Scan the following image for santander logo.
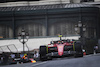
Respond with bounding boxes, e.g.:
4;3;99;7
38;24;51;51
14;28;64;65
57;44;64;56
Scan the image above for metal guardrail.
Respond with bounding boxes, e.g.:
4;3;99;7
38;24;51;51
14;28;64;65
0;44;18;53
0;43;31;53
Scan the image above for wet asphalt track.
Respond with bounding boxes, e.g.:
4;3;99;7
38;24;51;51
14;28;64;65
1;54;100;67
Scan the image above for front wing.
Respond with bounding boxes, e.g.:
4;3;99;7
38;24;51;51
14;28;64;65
46;51;76;57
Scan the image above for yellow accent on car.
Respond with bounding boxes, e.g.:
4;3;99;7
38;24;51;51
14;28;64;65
58;35;62;37
31;60;36;63
73;41;75;51
46;46;48;53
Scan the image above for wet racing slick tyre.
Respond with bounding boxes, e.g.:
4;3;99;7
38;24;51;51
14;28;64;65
39;45;47;61
74;41;83;57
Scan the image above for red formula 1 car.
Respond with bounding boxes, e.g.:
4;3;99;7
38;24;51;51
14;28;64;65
39;39;83;61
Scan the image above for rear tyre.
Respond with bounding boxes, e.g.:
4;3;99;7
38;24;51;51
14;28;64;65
74;41;83;57
47;56;52;60
39;46;47;61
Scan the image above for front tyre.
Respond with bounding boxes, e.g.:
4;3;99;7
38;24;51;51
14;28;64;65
74;41;83;57
39;46;47;61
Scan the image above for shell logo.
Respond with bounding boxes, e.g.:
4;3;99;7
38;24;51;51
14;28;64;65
57;45;64;56
59;46;63;48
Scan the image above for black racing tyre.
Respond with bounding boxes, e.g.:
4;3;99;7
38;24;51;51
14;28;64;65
74;51;83;58
74;41;82;51
39;46;47;61
47;56;52;60
74;41;83;57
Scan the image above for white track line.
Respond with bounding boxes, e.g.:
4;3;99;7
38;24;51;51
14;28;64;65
31;62;47;67
84;54;100;57
84;55;92;57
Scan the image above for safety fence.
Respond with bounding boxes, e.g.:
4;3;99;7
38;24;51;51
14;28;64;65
0;44;29;53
